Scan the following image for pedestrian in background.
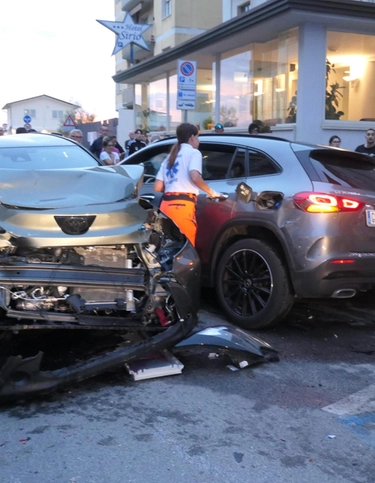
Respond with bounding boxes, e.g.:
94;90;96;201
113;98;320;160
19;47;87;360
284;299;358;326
110;135;125;160
128;129;147;156
214;123;224;133
16;127;27;134
141;133;149;145
69;129;83;143
328;135;341;147
89;124;109;158
248;123;260;135
124;131;135;157
100;136;120;165
355;128;375;156
150;134;160;143
154;122;221;246
0;127;4;136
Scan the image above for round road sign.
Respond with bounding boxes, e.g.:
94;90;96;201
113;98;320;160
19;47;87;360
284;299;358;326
180;61;195;76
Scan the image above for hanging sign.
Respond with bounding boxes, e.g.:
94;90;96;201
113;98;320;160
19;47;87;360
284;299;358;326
97;12;152;55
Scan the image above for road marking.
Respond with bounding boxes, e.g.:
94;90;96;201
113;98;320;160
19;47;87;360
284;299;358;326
322;384;375;416
322;384;375;449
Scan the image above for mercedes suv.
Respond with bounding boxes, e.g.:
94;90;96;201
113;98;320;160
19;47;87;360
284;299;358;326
123;134;375;329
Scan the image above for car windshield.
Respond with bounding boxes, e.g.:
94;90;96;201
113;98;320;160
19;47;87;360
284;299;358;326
0;145;100;169
309;149;375;190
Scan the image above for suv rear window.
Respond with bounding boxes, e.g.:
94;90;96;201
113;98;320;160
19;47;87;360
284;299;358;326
308;149;375;190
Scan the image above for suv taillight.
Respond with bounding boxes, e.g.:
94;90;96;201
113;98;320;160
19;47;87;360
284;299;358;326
293;192;363;213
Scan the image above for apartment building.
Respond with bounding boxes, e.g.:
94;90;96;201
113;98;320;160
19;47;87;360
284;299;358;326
114;0;375;149
114;0;222;145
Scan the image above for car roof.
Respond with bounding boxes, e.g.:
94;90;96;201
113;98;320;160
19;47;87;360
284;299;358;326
0;133;77;148
154;133;289;143
150;133;344;152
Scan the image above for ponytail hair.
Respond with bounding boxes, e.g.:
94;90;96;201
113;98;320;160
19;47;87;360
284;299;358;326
168;123;198;168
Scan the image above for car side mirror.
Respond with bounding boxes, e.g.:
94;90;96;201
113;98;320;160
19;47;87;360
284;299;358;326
235;182;253;204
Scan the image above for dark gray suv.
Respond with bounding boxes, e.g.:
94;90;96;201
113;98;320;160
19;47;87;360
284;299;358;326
123;134;375;329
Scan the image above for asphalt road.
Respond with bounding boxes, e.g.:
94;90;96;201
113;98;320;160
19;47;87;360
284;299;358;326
0;292;374;483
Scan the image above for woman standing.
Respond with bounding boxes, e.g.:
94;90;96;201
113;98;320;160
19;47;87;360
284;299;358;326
100;136;120;165
329;135;341;147
154;123;220;246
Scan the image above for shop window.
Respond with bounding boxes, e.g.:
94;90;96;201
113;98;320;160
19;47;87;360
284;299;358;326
219;28;299;129
147;78;168;132
326;31;375;121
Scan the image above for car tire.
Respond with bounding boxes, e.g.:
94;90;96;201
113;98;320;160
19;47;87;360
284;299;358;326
216;239;294;329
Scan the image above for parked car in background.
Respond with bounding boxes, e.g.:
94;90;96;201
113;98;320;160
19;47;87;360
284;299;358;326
122;133;375;329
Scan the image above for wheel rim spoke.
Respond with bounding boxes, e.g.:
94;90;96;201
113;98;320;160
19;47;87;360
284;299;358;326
222;248;273;318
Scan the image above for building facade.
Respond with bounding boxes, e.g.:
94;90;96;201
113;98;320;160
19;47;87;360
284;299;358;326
114;0;375;150
2;95;80;134
114;0;222;147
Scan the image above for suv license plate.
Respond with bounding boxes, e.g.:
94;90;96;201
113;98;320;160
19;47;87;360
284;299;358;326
366;210;375;226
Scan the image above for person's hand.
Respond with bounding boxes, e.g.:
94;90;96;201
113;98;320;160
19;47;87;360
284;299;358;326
207;189;222;199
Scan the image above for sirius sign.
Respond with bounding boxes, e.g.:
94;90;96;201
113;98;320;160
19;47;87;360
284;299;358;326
97;12;152;55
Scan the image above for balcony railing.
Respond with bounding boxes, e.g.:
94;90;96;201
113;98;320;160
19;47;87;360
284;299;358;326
121;0;153;12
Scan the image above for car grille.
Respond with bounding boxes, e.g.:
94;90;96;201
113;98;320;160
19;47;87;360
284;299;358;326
54;216;96;235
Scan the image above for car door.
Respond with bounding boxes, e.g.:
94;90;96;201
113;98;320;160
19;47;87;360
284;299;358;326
195;143;249;265
195;144;287;269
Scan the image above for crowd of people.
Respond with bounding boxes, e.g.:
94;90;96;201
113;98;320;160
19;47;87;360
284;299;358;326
88;126;163;164
327;128;375;155
3;119;375;160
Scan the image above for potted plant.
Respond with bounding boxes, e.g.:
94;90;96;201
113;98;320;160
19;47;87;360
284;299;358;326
326;59;345;120
203;116;213;130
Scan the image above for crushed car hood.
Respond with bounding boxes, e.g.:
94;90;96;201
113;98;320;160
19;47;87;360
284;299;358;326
0;165;144;209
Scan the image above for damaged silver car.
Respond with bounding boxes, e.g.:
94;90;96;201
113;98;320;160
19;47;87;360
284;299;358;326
0;134;200;401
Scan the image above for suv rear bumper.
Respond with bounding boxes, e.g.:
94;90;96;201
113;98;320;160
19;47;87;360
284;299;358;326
292;255;375;298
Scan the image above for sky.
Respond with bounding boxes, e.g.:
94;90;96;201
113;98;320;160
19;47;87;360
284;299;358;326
0;1;119;125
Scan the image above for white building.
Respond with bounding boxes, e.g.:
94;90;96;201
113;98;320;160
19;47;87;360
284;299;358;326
2;95;80;134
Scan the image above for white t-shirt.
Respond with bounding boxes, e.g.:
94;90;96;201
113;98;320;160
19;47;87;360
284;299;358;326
100;151;120;165
156;143;202;195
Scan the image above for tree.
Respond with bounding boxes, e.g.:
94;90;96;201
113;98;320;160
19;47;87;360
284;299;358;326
75;108;96;124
